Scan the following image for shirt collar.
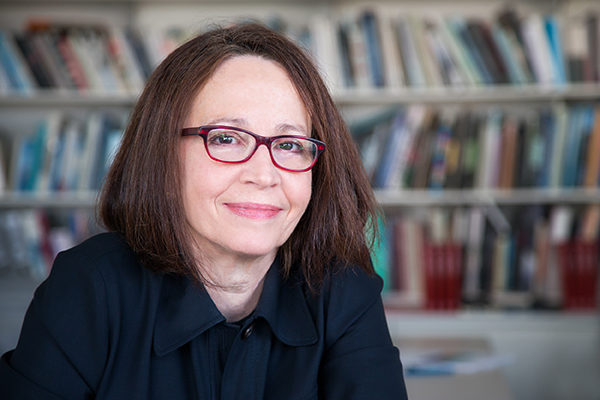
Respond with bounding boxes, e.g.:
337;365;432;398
253;258;318;347
153;258;317;356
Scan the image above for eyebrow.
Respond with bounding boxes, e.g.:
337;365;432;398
205;117;308;137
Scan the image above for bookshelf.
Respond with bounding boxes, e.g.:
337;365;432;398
1;0;599;308
1;1;600;399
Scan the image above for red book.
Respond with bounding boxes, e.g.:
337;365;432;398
558;240;599;310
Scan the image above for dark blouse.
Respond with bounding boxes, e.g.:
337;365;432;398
0;232;408;399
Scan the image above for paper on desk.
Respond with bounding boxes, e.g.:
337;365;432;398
402;350;514;376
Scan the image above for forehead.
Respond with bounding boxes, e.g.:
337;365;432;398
186;55;310;133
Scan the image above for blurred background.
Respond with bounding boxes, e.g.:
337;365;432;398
0;0;599;399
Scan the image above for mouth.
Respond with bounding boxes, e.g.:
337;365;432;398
224;202;283;219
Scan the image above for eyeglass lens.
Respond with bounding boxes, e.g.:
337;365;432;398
206;128;318;171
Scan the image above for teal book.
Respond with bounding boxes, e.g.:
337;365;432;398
369;214;391;292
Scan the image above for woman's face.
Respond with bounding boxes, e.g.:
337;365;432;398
181;55;312;265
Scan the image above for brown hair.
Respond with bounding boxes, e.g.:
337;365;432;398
98;23;378;289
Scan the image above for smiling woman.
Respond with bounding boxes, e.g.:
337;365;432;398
0;23;408;400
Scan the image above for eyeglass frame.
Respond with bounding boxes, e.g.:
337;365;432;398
181;125;326;172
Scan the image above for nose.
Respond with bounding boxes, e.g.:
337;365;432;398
240;144;280;187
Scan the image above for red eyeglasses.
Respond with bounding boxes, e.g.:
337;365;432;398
181;125;326;172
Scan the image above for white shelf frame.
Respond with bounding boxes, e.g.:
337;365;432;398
0;191;99;209
375;187;600;208
2;83;600;108
0;187;599;209
335;83;600;106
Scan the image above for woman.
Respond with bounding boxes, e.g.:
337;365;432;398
0;23;408;399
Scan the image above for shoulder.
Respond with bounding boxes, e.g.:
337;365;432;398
323;263;383;311
55;231;135;269
307;263;384;339
51;232;147;285
38;232;159;316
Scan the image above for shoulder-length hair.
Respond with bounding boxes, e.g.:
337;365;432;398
98;22;378;289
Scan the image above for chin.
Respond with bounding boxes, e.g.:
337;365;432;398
229;241;281;259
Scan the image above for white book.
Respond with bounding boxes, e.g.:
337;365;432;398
67;30;104;92
409;16;442;87
401;217;424;307
78;112;103;191
549;103;569;188
377;11;405;87
386;105;427;189
477;110;503;188
35;111;63;193
59;117;85;191
107;27;146;94
522;14;558;85
463;207;485;301
395;16;427;87
308;14;343;92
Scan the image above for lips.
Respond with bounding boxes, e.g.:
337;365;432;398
224;202;283;219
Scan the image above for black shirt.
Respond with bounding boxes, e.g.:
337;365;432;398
0;232;408;399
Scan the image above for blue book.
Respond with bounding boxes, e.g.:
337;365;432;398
91;114;124;190
544;16;567;85
0;31;32;92
360;10;386;87
562;107;584;187
537;109;556;187
491;25;527;84
15;122;47;191
449;18;494;85
373;110;406;188
575;105;596;185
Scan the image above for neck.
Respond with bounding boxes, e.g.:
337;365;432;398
201;254;273;322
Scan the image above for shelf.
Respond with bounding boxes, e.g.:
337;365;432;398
375;188;600;208
0;91;138;108
0;188;599;209
2;83;600;109
0;192;98;209
334;83;600;106
0;0;320;4
384;308;600;336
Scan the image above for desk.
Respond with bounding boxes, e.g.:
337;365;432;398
395;337;514;400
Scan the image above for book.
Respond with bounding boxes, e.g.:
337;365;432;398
439;16;481;85
11;120;48;191
86;113;125;190
0;30;35;93
385;105;428;189
497;8;536;83
498;114;518;188
463;207;484;303
522;14;558;85
492;22;526;85
377;12;405;87
428;109;454;189
450;17;494;85
310;14;343;90
370;213;391;292
465;19;509;84
394;15;427;87
360;10;386;87
583;106;600;187
545;15;567;84
477;110;503;188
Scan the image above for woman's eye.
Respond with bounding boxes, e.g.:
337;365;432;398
278;140;303;152
216;134;234;144
209;131;239;146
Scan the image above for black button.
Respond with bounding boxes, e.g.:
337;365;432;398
242;323;254;339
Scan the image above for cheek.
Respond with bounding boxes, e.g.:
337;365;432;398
181;143;215;211
288;173;313;216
